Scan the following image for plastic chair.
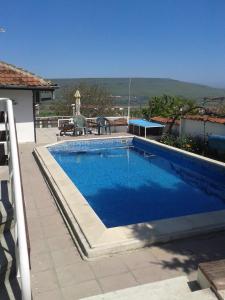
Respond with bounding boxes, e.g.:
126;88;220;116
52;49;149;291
73;115;87;135
60;115;91;136
96;117;111;135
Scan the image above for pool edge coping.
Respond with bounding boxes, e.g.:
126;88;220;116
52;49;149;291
34;136;225;259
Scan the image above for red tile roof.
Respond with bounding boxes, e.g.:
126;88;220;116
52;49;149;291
151;116;180;125
184;115;225;124
0;61;57;90
151;115;225;125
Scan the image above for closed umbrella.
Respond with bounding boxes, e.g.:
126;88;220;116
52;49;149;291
74;90;81;116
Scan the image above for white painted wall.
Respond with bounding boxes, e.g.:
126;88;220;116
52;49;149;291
0;90;35;143
181;119;225;139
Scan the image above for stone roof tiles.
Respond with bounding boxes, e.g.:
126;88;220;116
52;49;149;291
0;61;57;90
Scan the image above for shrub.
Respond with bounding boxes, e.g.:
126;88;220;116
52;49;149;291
160;135;205;154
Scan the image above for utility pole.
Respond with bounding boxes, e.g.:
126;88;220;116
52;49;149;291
127;78;132;123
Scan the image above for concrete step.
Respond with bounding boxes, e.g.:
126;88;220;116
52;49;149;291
82;276;192;300
181;288;217;300
82;277;218;300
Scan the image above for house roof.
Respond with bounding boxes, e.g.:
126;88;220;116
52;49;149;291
0;61;57;90
151;116;180;125
183;115;225;124
151;115;225;125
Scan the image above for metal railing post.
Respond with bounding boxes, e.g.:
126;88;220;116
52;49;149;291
0;98;31;300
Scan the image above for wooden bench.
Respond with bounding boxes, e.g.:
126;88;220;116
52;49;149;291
198;259;225;292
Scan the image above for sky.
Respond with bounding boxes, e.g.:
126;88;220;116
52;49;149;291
1;0;225;87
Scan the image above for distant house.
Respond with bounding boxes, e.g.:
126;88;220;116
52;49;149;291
151;115;225;139
0;61;57;143
181;115;225;137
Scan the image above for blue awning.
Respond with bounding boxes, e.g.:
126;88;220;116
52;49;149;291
129;119;165;128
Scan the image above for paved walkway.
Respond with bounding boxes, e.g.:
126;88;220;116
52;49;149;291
19;129;225;300
36;127;58;145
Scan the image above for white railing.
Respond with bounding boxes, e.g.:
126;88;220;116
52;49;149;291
0;98;31;300
35;116;127;128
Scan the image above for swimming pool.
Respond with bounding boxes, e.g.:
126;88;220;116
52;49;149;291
35;136;225;258
49;137;225;228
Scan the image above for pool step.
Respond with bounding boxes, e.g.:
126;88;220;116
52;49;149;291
82;276;217;300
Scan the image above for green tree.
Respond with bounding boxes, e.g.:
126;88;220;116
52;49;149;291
140;95;195;133
40;83;113;117
143;95;194;118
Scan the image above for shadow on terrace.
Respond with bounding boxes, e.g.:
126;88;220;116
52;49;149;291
132;224;225;275
85;181;225;276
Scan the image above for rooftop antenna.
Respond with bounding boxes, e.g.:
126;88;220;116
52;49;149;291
127;78;132;123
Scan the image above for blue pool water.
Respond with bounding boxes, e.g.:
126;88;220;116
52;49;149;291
49;138;225;228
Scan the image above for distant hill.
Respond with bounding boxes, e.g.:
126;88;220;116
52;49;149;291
50;78;225;106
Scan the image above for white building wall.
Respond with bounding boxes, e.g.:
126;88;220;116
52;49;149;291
181;119;225;139
0;90;35;143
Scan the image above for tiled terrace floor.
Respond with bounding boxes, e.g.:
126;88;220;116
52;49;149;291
19;128;225;300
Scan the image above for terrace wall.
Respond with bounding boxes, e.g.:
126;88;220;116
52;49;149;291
0;90;35;143
36;116;128;134
181;119;225;140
